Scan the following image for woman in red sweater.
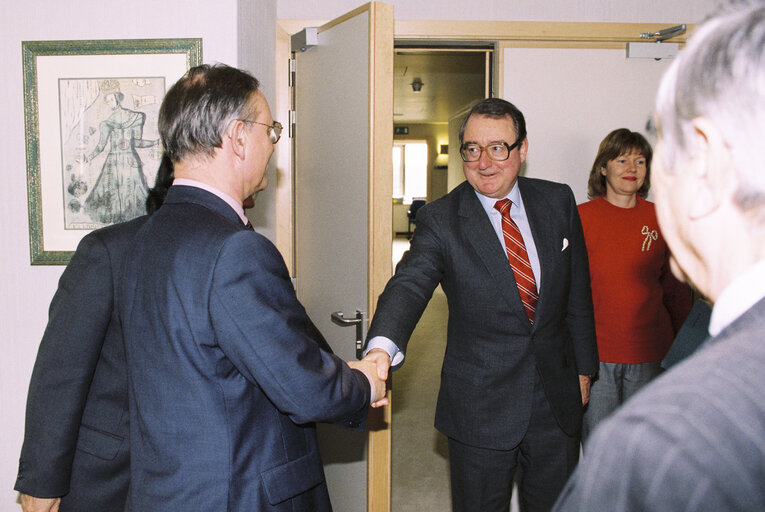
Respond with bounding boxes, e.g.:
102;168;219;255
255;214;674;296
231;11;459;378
578;128;691;444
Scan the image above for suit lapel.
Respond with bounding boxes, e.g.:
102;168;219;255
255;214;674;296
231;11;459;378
457;183;531;327
518;178;558;322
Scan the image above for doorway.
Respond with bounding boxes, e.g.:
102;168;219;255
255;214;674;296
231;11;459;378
390;47;489;511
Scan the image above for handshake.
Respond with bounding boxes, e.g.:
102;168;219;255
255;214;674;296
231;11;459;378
347;349;391;408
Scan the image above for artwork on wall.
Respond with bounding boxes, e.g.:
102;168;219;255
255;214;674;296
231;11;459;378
22;38;202;264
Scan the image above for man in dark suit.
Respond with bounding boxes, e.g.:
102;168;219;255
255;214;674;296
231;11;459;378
553;5;765;510
118;63;386;512
365;98;598;511
14;156;174;512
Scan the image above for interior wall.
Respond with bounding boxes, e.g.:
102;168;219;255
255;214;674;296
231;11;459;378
240;0;279;239
502;47;672;205
278;0;720;23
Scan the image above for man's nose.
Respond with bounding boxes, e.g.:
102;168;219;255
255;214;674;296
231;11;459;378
477;150;492;169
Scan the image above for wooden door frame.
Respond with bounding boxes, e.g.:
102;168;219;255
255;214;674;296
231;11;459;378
275;17;692;268
275;14;691;512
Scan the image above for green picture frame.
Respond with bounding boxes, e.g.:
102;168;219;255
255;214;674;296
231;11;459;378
22;38;202;265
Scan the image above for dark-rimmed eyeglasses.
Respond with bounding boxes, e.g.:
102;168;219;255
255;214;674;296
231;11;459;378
239;119;283;144
460;140;521;162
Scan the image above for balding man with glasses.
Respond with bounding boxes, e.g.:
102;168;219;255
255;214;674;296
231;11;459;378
364;98;597;512
118;64;387;512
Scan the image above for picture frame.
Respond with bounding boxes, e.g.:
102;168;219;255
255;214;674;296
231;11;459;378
23;38;202;265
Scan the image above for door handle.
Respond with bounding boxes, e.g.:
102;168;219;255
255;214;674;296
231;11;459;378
330;309;367;360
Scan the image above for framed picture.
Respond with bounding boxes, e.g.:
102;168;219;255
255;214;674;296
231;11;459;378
23;38;202;265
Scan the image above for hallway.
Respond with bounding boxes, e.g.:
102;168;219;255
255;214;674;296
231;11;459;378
391;236;450;510
389;237;521;512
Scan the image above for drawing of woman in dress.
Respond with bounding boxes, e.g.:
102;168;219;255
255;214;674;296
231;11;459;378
83;79;159;224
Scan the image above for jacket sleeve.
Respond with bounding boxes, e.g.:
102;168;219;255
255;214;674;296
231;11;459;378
15;233;115;498
209;231;370;427
366;203;443;366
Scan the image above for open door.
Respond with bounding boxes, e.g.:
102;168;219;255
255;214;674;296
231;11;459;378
291;2;393;511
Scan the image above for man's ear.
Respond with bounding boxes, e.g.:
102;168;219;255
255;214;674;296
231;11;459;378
688;117;735;220
518;138;529;163
227;120;247;161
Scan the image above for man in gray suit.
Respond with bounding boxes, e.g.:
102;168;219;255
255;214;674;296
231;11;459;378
553;4;765;510
365;97;598;511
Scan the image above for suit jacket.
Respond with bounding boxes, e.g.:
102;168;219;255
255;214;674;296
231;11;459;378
15;216;147;511
553;297;765;511
119;186;371;512
368;178;597;449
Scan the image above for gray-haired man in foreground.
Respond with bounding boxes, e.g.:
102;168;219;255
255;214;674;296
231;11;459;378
553;3;765;510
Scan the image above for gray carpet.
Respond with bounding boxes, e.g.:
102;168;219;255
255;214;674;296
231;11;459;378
391;282;451;511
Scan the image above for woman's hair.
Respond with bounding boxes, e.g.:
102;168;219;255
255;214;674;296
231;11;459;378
145;153;174;214
587;128;653;200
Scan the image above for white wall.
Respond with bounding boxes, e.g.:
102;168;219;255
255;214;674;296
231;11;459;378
504;47;672;205
278;0;720;23
2;1;722;511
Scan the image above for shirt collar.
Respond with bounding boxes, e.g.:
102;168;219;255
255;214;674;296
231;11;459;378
172;178;248;225
709;258;765;336
474;181;521;216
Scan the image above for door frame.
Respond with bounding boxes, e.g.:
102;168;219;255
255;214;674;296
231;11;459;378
274;17;692;270
274;15;691;512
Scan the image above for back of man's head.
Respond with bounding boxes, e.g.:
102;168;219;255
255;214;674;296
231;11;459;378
159;64;261;164
655;2;765;210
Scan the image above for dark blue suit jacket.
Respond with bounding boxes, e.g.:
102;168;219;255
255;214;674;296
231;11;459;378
368;178;598;450
16;216;146;510
119;186;370;511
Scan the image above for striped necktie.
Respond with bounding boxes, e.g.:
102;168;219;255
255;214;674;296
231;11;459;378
494;199;538;324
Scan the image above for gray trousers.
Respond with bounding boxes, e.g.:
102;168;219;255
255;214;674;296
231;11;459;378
582;361;663;445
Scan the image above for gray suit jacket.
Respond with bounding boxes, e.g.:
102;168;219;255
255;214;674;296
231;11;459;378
16;216;146;510
368;178;597;449
554;297;765;511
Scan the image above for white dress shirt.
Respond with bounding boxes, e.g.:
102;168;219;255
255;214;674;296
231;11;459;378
709;258;765;336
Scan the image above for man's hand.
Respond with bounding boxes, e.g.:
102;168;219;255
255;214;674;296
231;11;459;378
348;358;390;408
579;374;592;406
20;494;60;512
363;348;391;381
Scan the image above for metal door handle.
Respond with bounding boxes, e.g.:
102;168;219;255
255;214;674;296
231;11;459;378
331;310;367;359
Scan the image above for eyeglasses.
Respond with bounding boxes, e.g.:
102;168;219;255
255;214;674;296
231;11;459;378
239;119;283;144
460;140;521;162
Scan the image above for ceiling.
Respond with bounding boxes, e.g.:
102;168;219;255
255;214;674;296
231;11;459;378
393;50;488;124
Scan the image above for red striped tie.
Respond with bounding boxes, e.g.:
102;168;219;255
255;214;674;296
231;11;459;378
494;199;538;324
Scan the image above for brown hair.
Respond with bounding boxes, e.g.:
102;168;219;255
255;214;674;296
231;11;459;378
587;128;652;200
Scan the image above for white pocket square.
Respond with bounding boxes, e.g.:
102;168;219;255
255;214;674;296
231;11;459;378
561;238;569;251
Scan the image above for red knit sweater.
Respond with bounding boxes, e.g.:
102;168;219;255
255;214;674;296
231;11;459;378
578;196;691;363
